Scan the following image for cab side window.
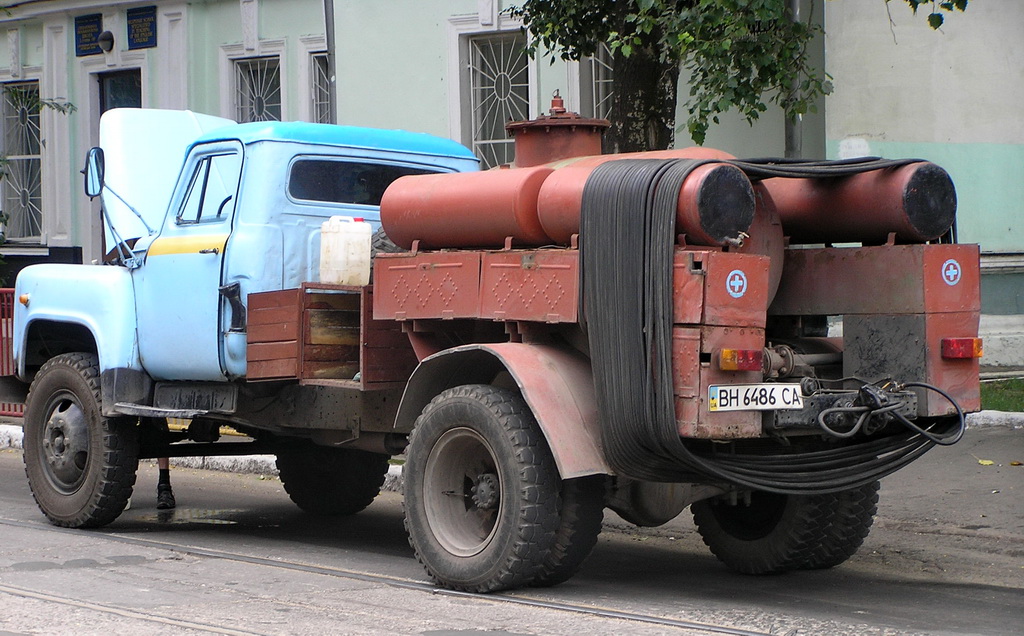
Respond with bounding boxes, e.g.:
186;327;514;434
177;151;242;224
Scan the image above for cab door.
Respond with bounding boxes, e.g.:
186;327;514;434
134;141;243;380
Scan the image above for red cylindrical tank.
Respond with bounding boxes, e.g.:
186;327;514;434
537;148;754;246
762;162;956;244
380;165;554;249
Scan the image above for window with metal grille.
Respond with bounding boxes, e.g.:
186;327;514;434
580;42;613;120
1;81;42;241
465;32;529;169
311;53;331;124
235;56;281;122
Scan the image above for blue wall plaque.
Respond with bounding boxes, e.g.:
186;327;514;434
75;14;103;57
127;6;158;50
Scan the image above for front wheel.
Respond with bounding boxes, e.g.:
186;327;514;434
403;385;561;592
22;353;138;528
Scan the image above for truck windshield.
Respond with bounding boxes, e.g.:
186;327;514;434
288;159;437;207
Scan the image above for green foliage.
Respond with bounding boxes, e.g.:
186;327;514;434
512;0;970;147
981;379;1024;413
656;0;829;145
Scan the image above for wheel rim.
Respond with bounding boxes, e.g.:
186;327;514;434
423;427;502;557
38;392;91;494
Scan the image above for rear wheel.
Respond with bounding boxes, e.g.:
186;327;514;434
22;353;138;528
692;491;834;574
800;481;879;570
276;446;389;515
404;385;560;592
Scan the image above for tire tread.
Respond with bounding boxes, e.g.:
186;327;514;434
800;481;879;570
23;352;138;528
404;384;560;593
276;447;389;516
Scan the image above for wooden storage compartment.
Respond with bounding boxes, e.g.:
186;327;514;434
247;288;301;380
303;290;361;379
247;284;417;389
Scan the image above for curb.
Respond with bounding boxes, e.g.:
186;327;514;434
3;411;1021;490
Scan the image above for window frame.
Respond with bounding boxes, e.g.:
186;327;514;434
310;52;331;124
578;42;614;121
446;13;537;167
219;39;287;122
463;31;531;169
0;80;44;243
234;55;282;123
174;145;243;226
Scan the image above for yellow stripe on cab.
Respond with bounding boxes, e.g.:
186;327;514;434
147;234;229;256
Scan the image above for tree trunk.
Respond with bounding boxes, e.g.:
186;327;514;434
605;47;679;153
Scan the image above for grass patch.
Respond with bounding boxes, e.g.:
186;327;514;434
980;379;1024;412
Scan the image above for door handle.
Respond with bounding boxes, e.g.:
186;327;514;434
199;247;220;254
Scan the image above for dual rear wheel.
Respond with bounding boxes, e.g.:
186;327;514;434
691;483;879;574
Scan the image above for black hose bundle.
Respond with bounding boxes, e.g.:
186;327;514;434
579;158;960;495
728;156;922;180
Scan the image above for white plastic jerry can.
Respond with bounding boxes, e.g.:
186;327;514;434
319;216;372;285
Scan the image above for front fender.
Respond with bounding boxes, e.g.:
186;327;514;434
14;264;142;379
395;343;610;479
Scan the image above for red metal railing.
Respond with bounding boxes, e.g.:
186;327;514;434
0;288;24;417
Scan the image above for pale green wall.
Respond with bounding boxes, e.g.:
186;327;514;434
334;1;584;137
0;22;44;76
824;2;1023;255
189;2;247;116
22;23;44;68
186;0;325;119
334;0;463;133
261;0;322;37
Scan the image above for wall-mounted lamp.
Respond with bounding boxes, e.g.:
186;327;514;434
97;30;114;52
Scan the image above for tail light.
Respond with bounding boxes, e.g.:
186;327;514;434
718;348;763;372
941;337;983;359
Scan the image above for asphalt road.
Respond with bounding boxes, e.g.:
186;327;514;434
0;426;1021;635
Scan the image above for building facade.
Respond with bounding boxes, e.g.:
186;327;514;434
0;0;1019;362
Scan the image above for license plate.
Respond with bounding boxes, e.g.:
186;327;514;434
708;384;804;412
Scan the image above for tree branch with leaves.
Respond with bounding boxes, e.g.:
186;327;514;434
512;0;969;150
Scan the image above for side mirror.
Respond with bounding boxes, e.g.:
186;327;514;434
83;147;105;198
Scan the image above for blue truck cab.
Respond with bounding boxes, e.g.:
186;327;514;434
13;109;478;405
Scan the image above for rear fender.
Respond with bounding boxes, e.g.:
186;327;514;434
394;343;609;479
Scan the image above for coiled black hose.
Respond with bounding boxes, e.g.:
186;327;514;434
579;157;964;495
